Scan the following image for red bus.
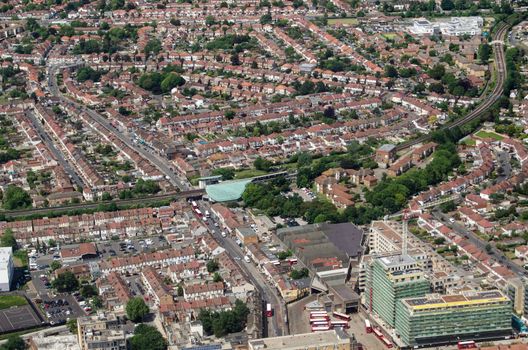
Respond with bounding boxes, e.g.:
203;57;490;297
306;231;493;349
373;327;383;339
381;337;393;348
312;321;329;327
194;208;203;217
191;201;198;208
310;312;328;317
332;311;351;321
311;325;331;332
365;319;372;333
265;303;273;317
310;317;330;323
288;258;298;265
330;320;350;329
457;341;477;349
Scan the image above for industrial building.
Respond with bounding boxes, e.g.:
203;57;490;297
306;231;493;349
0;247;14;291
364;254;430;327
277;223;363;313
395;290;512;347
248;329;357;350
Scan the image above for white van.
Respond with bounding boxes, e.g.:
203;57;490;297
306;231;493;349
244;255;251;263
221;232;227;238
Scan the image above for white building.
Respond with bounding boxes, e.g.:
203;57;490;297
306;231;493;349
409;17;483;36
0;247;14;291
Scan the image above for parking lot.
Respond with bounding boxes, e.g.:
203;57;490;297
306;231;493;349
30;236;169;270
40;294;86;325
96;236;168;260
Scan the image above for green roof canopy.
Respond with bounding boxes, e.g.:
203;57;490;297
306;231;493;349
205;179;252;202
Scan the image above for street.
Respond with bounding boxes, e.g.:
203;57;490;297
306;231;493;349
25;110;85;188
432;210;527;276
46;65;187;191
198;201;288;337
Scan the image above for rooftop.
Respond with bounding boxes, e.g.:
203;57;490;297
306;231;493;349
401;290;509;311
248;330;352;350
0;247;12;263
205;179;252;202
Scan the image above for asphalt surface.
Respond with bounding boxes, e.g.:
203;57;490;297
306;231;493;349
496;150;512;182
432;210;527;276
198;201;288;337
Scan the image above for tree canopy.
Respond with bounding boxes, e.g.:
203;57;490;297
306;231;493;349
126;297;149;323
198;300;250;337
130;324;166;350
3;186;31;210
1;334;26;350
0;228;17;251
52;271;79;292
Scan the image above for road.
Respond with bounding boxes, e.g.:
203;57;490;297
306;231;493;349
395;22;510;152
198;201;288;338
1;189;204;218
46;65;188;190
25;110;85;188
432;210;527;276
496;150;512;182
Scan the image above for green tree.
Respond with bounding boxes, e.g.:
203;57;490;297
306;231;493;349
0;228;17;251
198;299;249;337
133;179;160;195
50;260;62;272
80;284;98;298
441;0;454;10
160;72;185;93
290;268;309;279
384;65;398;78
52;271;79;292
130;324;166;350
2;334;26;350
213;272;223;282
126;297;149;323
207;260;219;273
67;318;77;334
3;185;31;210
478;43;491;63
212;167;235;180
260;13;272;24
254;157;272;172
205;15;216;26
428;64;445;80
144;38;162;58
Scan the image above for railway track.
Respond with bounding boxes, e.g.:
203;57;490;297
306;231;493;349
394;22;510;152
1;189;205;218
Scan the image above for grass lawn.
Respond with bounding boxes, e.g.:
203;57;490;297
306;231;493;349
474;130;504;141
327;18;359;25
381;33;397;40
461;137;476;146
13;250;28;268
0;295;27;310
0;327;45;341
234;169;268;179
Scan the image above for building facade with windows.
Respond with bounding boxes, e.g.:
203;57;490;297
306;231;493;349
395;290;512;347
364;254;429;327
